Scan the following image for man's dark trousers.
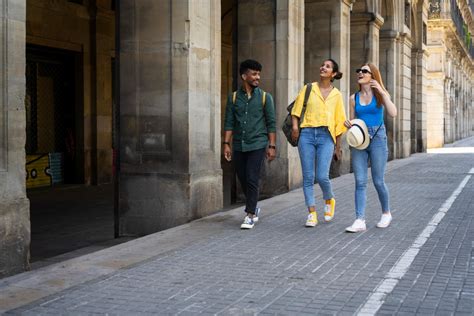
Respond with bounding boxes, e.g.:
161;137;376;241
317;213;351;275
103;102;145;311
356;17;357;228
233;148;266;215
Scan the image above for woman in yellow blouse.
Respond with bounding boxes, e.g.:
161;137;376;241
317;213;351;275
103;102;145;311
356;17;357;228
291;59;347;227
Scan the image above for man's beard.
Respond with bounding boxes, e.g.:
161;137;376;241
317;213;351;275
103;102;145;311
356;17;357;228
249;81;259;87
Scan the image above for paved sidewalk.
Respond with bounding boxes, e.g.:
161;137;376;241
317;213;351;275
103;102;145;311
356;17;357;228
1;139;473;315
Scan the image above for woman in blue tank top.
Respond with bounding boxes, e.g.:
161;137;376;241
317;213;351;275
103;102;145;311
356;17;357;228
344;63;397;233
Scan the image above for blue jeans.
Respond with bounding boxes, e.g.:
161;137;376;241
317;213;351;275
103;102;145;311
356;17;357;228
298;127;335;207
351;125;390;219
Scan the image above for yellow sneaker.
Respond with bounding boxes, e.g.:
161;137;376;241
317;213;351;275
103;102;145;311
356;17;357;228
305;211;318;227
324;198;336;222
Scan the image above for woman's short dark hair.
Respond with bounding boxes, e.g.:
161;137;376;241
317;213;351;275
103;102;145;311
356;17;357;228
239;59;262;76
327;58;343;81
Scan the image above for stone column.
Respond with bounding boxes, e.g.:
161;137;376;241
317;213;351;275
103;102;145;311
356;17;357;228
276;0;305;190
410;2;428;154
118;0;222;235
426;72;444;149
397;33;412;158
0;0;30;277
93;5;115;184
350;11;383;90
411;48;428;153
304;0;352;173
237;0;305;196
380;27;412;159
379;30;399;160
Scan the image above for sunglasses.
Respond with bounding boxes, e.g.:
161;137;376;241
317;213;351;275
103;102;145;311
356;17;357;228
355;68;372;75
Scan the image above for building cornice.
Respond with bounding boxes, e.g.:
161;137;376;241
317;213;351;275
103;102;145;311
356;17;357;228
350;12;384;28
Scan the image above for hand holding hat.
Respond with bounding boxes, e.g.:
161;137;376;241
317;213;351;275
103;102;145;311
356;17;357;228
346;119;370;150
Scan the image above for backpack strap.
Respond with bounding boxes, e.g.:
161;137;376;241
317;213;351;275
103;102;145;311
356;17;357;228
299;83;312;124
232;90;267;108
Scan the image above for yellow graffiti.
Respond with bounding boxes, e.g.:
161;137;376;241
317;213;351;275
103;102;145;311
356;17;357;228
26;154;52;189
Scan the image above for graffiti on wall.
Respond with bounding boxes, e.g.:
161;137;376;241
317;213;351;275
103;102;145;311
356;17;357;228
26;153;63;189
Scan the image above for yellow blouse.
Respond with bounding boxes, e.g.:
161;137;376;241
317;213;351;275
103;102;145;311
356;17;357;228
291;83;347;143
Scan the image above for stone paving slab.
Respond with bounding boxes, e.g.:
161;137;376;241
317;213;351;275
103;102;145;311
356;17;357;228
1;141;474;315
378;170;474;315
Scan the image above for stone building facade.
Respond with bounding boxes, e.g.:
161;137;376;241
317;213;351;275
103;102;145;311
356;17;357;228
426;0;473;148
1;0;473;277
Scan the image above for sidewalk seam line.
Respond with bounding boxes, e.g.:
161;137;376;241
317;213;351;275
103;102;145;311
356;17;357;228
356;170;472;316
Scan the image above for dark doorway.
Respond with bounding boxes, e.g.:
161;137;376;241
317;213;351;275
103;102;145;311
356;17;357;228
25;45;81;185
25;45;122;266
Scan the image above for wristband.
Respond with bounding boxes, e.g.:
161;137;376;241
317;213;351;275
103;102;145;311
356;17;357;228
223;142;231;146
268;145;276;149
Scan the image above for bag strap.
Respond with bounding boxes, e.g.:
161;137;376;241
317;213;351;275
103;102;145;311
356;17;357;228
232;90;266;107
370;121;384;140
355;92;383;140
299;83;312;126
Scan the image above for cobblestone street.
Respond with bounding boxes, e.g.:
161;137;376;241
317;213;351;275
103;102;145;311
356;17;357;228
1;138;473;315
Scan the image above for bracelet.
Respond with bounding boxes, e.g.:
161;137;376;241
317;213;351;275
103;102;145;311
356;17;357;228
223;142;231;146
268;145;276;149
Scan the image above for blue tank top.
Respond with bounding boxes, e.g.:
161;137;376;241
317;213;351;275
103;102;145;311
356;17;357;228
354;92;383;127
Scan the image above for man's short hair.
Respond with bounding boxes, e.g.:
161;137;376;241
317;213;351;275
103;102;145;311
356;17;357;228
239;59;262;76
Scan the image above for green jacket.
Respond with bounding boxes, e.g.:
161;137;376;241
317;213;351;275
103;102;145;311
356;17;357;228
224;87;276;152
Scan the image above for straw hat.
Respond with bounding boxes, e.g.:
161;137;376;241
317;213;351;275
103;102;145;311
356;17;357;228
347;119;370;150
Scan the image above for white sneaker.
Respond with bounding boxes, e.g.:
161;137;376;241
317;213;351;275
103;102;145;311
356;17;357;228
377;213;392;228
253;207;261;223
243;207;260;222
345;219;366;233
240;216;255;229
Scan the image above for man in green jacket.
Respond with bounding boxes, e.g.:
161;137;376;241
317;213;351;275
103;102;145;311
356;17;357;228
223;59;277;229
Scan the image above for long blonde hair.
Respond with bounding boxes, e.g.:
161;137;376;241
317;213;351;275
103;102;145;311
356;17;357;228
358;63;389;108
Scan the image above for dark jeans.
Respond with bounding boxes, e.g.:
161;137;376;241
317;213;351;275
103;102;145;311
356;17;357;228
233;148;266;215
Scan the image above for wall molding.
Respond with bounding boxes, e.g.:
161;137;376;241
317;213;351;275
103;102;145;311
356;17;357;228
0;0;8;171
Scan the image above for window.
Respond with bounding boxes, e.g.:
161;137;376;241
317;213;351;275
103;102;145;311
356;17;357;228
423;22;427;45
405;1;411;28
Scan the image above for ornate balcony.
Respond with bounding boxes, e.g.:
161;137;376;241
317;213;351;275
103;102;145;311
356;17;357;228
428;0;442;19
429;0;473;59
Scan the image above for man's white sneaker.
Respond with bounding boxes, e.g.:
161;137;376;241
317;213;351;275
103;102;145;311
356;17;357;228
376;213;392;228
253;207;261;223
240;216;255;229
243;207;260;222
345;219;366;233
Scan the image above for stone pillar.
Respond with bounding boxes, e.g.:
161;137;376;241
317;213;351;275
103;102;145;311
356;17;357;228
426;72;444;149
397;33;412;158
237;0;305;195
380;27;412;159
410;2;428;154
426;38;445;148
379;30;399;160
305;0;352;173
276;0;305;190
411;48;428;153
118;0;222;235
0;0;30;277
93;4;115;184
350;11;383;90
